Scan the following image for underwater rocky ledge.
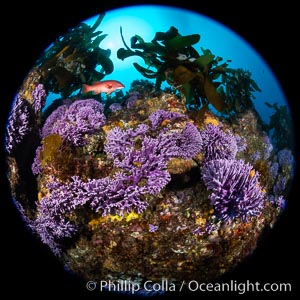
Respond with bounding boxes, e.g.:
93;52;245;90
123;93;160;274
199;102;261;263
5;86;294;291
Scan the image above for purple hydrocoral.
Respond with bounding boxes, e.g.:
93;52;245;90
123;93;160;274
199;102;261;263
126;92;139;108
88;173;149;215
109;103;122;113
268;195;286;210
41;99;106;146
31;145;43;175
41;104;68;137
148;224;159;232
32;84;47;113
158;122;202;160
250;151;261;163
5;95;30;154
6;84;47;154
149;109;187;129
36;174;149;254
193;221;218;236
105;115;202;166
35;176;86;255
105;124;171;199
103;120;201;208
36;109;202;254
273;174;288;195
235;135;247;152
262;134;273;160
269;161;279;179
202;159;265;222
104;124;150;165
199;124;238;162
277;149;295;168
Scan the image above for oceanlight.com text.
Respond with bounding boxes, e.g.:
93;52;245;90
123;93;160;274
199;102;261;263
186;280;292;294
86;279;292;294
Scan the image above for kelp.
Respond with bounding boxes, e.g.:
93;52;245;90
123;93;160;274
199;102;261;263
218;68;261;116
265;102;295;151
117;26;264;122
117;26;231;113
36;13;113;98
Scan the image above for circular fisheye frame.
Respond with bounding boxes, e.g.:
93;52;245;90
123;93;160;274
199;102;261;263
5;4;295;297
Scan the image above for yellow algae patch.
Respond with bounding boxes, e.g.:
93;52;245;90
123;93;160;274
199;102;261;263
102;121;124;135
88;218;102;230
204;116;219;126
88;211;140;230
249;169;255;178
161;119;172;127
102;125;113;134
167;157;197;175
133;161;142;168
195;217;206;226
112;120;124;128
125;211;140;222
38;192;43;201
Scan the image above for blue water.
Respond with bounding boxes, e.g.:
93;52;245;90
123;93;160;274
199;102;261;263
44;4;288;124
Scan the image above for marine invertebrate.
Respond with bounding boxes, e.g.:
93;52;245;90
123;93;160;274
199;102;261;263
149;109;187;129
126;92;139;108
193;221;218;236
149;224;159;232
158;122;202;160
31;145;43;175
105;121;201;195
250;151;261;163
35;176;86;255
35;172;151;254
277;149;295;168
201;159;265;222
105;112;202;165
235;135;247;152
273;174;288;195
268;195;286;210
32;83;47;113
262;134;273;160
41;104;68;138
271;148;295;196
5;95;30;154
109;103;122;113
269;161;279;180
199;124;238;162
35;110;202;254
41;99;106;146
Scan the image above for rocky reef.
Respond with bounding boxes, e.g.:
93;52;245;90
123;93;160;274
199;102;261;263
4;12;296;296
5;87;294;291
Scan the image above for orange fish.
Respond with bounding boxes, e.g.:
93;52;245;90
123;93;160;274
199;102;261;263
82;80;125;95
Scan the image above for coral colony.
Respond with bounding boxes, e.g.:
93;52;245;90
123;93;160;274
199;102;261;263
201;159;265;222
41;99;106;146
5;13;295;293
5;95;30;154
